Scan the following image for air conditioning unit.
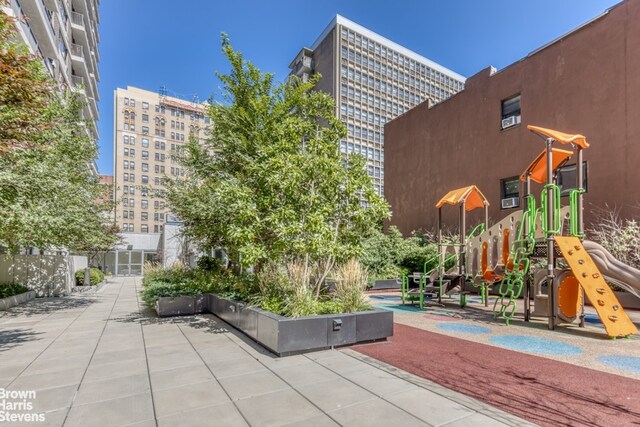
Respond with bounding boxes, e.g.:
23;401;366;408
501;197;519;209
501;115;520;129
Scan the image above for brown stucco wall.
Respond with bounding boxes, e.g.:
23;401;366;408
385;0;640;236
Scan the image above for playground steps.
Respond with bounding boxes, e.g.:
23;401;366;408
554;236;638;338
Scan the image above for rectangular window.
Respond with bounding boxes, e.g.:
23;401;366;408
500;177;520;209
129;210;134;219
501;95;521;129
142;138;149;147
142;102;149;110
141;199;148;209
142;126;149;134
141;212;148;221
142;114;149;122
123;211;128;219
142;175;148;184
130;149;135;157
141;224;148;233
557;162;588;197
129;161;135;170
123;135;129;144
142;163;149;172
142;151;149;160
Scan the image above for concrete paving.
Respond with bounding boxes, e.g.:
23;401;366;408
0;277;533;426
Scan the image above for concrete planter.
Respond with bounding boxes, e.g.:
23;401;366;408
211;295;393;356
371;279;401;290
0;291;36;311
156;294;209;317
154;292;393;355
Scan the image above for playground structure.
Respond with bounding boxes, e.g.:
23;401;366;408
401;125;639;338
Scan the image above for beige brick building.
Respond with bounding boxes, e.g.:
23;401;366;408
113;86;208;234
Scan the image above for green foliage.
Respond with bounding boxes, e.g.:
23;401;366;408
75;268;105;286
167;37;389;276
196;255;224;273
0;282;30;298
360;226;406;279
141;280;199;308
0;11;116;252
334;259;372;312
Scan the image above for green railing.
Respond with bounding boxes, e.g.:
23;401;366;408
541;184;562;234
569;188;586;238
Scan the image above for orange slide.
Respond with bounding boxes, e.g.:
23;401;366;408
554;236;638;338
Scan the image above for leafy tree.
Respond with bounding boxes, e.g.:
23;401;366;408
168;36;389;292
0;11;116;253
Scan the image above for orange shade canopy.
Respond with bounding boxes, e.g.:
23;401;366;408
520;147;574;183
527;125;589;149
436;185;489;211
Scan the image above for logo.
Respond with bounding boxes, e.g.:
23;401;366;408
0;388;45;422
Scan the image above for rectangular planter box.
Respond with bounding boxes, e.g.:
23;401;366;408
211;295;393;356
371;279;401;290
156;294;209;317
154;293;393;356
0;291;36;311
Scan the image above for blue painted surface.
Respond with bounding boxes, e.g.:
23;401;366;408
490;335;583;355
370;295;402;301
598;355;640;373
584;313;603;325
437;323;491;334
377;304;424;313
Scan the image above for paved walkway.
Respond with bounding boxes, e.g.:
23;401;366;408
0;277;532;426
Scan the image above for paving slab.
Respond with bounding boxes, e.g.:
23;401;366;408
0;276;532;426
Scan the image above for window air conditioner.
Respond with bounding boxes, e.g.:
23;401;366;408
501;115;520;129
501;197;519;209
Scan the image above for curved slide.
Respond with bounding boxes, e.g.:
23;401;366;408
583;240;640;299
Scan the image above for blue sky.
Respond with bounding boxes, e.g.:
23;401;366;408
96;0;620;174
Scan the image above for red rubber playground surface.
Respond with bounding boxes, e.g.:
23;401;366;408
353;323;640;426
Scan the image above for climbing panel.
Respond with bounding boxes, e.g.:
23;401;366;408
554;236;638;338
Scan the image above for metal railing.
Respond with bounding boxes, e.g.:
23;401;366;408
71;11;84;28
70;43;83;58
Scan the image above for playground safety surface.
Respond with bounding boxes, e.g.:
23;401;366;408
357;292;640;426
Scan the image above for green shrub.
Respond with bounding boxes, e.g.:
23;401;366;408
196;255;224;273
75;268;104;286
334;259;372;313
142;262;191;286
0;282;30;298
140;280;200;307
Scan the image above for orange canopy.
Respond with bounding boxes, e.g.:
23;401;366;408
436;185;489;211
527;125;589;149
520;147;574;183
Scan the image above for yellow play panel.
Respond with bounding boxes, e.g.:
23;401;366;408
554;236;638;338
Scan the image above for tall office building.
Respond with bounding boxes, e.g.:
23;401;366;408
2;0;101;172
289;15;465;195
113;86;209;235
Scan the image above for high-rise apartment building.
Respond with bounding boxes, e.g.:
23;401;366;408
289;15;465;195
113;86;209;235
3;0;101;169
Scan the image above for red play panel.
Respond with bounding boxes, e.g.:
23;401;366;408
353;323;640;426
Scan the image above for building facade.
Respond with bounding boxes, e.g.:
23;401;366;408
384;1;640;235
3;0;101;162
289;15;465;196
113;86;208;235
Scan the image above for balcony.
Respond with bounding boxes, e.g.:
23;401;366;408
71;74;85;94
70;10;84;28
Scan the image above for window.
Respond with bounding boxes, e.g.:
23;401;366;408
141;224;148;233
123;135;129;144
142;126;149;134
130;149;135;157
123;185;128;194
557;162;588;197
123;211;128;219
142;163;149;172
500;177;520;209
142;102;149;110
141;199;148;209
142;138;149;147
142;114;149;122
124;148;129;157
124;97;129;106
142;151;149;160
129;210;134;219
129;161;135;170
130;136;136;145
142;175;149;184
130;99;136;107
123;173;129;182
123;160;129;169
129;186;135;195
501;95;521;129
141;212;148;221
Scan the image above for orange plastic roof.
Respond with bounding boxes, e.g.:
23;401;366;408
527;125;589;149
520;147;574;183
436;185;489;211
